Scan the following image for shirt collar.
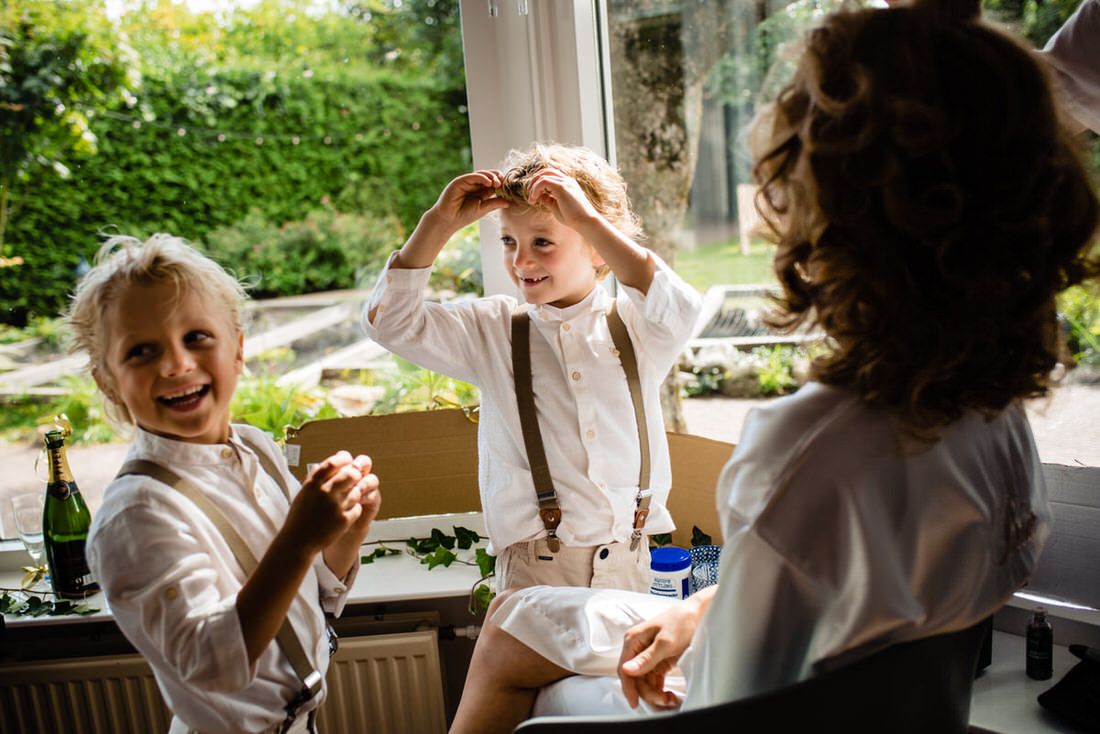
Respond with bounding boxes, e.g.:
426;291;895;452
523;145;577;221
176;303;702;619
532;285;610;323
130;424;245;467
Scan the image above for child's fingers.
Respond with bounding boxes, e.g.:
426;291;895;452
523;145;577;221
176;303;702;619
304;450;353;484
352;454;373;475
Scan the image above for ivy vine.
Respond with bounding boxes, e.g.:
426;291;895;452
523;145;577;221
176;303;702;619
359;525;496;614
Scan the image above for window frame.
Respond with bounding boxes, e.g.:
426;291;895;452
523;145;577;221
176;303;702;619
458;0;1100;621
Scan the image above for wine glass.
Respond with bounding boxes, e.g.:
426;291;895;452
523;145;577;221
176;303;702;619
10;493;47;578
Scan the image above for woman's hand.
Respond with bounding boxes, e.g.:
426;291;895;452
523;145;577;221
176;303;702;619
618;586;715;709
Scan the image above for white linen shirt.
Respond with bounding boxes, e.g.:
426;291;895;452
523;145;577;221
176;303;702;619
498;382;1050;714
1043;0;1100;134
87;424;356;734
362;252;702;554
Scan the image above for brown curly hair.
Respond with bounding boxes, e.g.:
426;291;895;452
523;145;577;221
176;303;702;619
497;142;643;279
751;0;1100;437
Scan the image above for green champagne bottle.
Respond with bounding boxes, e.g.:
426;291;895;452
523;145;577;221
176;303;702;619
42;429;99;598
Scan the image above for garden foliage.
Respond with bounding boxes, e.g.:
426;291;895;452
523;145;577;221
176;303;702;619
1;0;470;325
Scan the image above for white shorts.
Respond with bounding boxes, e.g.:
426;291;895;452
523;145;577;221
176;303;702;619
491;585;687;716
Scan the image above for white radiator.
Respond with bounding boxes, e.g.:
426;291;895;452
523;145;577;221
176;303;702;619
0;629;447;734
0;654;171;734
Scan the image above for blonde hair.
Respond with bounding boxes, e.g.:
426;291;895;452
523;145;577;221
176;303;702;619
66;233;248;428
497;142;643;279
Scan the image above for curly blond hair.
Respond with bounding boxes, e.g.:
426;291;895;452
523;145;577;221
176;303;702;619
751;0;1100;437
497;142;642;279
66;233;247;429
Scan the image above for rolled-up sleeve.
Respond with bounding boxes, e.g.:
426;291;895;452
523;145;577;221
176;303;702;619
361;251;505;385
617;254;703;373
89;502;254;692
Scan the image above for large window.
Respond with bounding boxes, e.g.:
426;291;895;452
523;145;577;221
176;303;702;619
460;0;1100;613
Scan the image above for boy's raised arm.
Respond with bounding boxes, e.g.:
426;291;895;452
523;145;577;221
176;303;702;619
236;452;373;665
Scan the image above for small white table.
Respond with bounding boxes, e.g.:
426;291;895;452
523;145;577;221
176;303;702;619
970;631;1086;733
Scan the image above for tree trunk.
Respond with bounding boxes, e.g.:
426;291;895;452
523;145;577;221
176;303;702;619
607;1;750;432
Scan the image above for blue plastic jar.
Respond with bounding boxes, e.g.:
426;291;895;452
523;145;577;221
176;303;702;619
649;547;692;599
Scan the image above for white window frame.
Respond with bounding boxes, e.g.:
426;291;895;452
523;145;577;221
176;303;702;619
459;0;610;298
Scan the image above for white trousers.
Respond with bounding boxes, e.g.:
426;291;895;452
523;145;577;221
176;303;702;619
491;585;688;716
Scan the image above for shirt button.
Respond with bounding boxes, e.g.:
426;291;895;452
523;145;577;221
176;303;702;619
610;347;620;357
599;548;610;560
586;429;596;439
562;323;571;331
220;447;233;459
571;371;581;381
164;586;179;600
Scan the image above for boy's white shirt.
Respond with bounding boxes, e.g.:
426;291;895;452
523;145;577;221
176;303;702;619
86;424;355;734
363;251;703;554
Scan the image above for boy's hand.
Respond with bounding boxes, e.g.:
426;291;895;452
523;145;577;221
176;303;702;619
343;454;381;541
526;168;601;232
428;170;509;233
286;451;368;553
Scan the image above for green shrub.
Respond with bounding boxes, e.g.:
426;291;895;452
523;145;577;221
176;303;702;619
3;63;470;324
1060;283;1100;369
206;207;403;299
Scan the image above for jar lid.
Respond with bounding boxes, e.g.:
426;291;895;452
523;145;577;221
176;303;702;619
650;546;691;572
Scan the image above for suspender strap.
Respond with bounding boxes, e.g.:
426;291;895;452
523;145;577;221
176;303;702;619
116;458;324;720
606;302;653;551
512;306;562;552
510;302;652;553
239;434;292;502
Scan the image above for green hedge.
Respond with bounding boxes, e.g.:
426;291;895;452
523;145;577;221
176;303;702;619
1;65;470;323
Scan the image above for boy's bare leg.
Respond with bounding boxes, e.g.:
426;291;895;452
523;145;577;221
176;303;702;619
450;594;574;734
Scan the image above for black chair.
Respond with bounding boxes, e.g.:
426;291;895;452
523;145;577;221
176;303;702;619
513;619;989;734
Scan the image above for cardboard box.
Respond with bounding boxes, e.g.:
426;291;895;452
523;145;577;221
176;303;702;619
283;408;733;547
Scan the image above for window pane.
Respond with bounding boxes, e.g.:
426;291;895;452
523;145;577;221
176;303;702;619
0;0;472;537
605;0;1100;469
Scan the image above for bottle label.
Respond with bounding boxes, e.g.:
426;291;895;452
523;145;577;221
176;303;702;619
46;537;99;597
650;573;690;599
46;480;74;501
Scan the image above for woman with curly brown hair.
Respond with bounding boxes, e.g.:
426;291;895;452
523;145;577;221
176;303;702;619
447;1;1100;732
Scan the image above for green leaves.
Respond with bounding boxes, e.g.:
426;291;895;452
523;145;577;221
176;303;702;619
474;548;495;578
360;547;401;564
469;583;494;616
650;526;713;548
421;546;457;570
649;533;673;547
691;526;713;547
0;591;99;617
359;526;488;576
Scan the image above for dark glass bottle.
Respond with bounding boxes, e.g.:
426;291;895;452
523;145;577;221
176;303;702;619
1026;606;1053;680
42;429;99;598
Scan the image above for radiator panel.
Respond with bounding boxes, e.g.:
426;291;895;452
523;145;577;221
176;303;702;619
0;655;171;734
318;629;447;734
0;629;446;734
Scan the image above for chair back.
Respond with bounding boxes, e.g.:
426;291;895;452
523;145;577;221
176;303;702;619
513;619;990;733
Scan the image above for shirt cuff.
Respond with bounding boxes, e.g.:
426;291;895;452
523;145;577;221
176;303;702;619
618;253;677;325
315;556;357;617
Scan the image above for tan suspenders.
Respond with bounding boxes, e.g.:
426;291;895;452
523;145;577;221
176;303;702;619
511;301;653;552
116;437;323;727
